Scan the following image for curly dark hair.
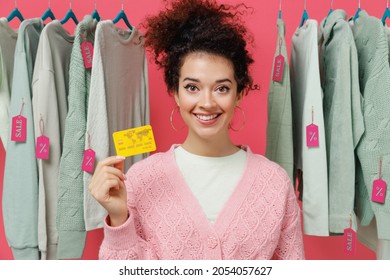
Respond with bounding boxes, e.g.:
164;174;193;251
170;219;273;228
143;0;255;95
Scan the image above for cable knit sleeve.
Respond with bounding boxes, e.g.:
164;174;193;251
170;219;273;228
272;168;305;260
98;162;158;260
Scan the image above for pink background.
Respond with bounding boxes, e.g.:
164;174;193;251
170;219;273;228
0;0;384;260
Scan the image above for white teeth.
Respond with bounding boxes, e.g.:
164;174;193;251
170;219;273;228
196;114;218;121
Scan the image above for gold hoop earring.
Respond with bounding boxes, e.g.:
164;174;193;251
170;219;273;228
170;106;186;131
229;106;246;132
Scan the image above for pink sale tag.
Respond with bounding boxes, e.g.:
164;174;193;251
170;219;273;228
372;179;387;204
82;149;96;173
344;228;356;256
11;115;27;142
272;54;284;82
81;41;93;69
36;135;50;159
306;123;319;147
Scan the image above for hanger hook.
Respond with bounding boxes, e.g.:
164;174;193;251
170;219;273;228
70;0;72;10
387;0;389;9
358;0;360;9
304;0;307;10
122;0;124;11
14;0;17;8
331;0;334;10
95;0;97;9
48;0;51;8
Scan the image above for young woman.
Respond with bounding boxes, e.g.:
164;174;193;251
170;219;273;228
88;0;304;260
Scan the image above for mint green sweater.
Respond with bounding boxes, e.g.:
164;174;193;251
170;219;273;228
2;18;44;260
57;16;97;259
351;11;390;240
0;18;17;151
32;20;74;260
265;18;293;183
319;10;364;234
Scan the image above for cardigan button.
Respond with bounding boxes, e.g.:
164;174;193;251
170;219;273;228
207;236;218;249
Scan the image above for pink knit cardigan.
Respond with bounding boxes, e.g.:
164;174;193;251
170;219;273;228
99;145;305;259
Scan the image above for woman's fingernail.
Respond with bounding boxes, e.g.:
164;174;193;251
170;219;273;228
122;174;127;180
116;156;126;160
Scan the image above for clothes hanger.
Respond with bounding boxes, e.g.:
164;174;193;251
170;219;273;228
327;0;334;17
299;0;309;27
7;0;24;22
353;0;361;21
91;0;101;21
324;0;334;25
41;0;56;21
278;0;282;19
113;1;133;30
60;1;79;25
382;0;390;25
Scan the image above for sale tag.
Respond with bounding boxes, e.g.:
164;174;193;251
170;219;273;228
81;41;93;69
272;54;284;82
306;123;319;147
82;149;96;173
113;125;156;157
344;227;356;256
36;135;50;159
11;115;27;142
372;178;387;204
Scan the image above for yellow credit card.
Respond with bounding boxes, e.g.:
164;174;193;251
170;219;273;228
112;125;156;157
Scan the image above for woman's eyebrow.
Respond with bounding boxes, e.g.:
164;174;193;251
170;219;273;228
182;77;233;84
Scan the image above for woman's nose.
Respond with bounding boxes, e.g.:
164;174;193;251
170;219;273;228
198;91;215;108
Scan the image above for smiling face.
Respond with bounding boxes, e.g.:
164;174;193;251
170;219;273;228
174;52;242;145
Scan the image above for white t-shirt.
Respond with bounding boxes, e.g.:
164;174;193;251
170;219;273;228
174;146;246;223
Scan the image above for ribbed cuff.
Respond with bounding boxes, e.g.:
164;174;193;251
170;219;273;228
57;230;87;259
102;214;138;250
12;247;40;260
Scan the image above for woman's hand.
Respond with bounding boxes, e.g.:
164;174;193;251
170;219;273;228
88;156;129;227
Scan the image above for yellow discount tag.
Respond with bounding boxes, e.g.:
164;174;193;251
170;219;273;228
112;125;156;157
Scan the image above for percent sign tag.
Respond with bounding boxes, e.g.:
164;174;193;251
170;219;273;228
372;179;387;204
306;123;319;147
36;135;50;159
82;149;96;173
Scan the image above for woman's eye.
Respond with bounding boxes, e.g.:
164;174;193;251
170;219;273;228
216;86;230;93
184;85;198;92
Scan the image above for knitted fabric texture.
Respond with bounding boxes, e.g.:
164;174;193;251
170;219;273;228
56;16;97;259
265;18;294;183
99;145;305;260
352;11;390;240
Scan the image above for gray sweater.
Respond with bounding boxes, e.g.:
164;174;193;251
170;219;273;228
83;21;150;231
